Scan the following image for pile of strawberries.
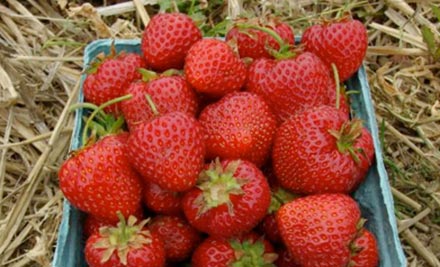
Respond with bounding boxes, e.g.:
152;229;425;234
59;12;380;267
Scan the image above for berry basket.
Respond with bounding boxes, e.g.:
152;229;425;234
53;39;407;267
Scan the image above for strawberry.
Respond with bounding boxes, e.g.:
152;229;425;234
141;13;202;71
199;92;276;167
276;193;362;267
182;159;271;238
84;215;114;238
149;215;201;262
226;18;294;59
246;51;333;124
275;248;301;267
301;17;368;82
184;39;247;97
191;232;277;267
258;186;296;244
142;181;183;216
121;72;198;130
351;229;379;267
273;105;374;194
83;51;145;115
85;215;165;267
127;111;205;192
59;133;142;222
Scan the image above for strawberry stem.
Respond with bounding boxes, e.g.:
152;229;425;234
70;102;106;118
81;94;132;145
331;63;341;110
144;94;159;117
236;23;295;60
237;23;284;48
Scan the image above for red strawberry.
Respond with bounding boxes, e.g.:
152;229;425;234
246;52;333;124
184;39;247;97
276;194;362;267
59;133;142;222
182;159;271;238
259;186;296;244
141;13;201;71
191;233;277;267
226;18;294;59
142;181;182;216
127;112;205;192
273;105;374;194
121;73;198;130
83;51;145;115
301;17;368;82
84;215;113;238
275;248;301;267
199;92;276;167
350;229;379;267
85;215;165;267
149;215;201;262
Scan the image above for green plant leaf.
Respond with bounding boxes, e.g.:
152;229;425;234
432;5;440;22
422;25;436;51
421;25;440;60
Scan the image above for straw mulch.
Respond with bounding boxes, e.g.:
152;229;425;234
0;1;438;266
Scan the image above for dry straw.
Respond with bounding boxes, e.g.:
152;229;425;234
0;0;439;266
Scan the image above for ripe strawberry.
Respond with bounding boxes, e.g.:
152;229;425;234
59;133;142;222
226;18;294;59
127;112;205;192
199;92;276;167
121;72;198;130
141;13;202;71
275;248;301;267
351;229;379;267
83;51;145;115
276;194;362;267
85;215;165;267
273;105;374;194
149;215;201;262
184;39;247;97
246;52;333;124
142;181;182;216
258;186;296;244
191;232;277;267
301;17;368;82
182;159;271;238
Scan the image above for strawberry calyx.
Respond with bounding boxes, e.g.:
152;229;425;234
195;159;247;217
235;23;295;60
328;119;364;164
93;212;152;265
139;68;158;82
70;94;132;146
268;187;296;214
230;238;278;267
139;68;183;82
346;219;368;266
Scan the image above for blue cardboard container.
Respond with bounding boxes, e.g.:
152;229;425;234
53;39;407;267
